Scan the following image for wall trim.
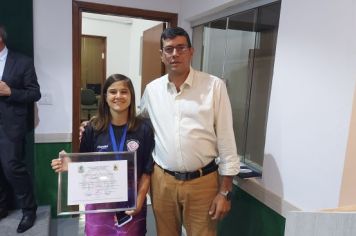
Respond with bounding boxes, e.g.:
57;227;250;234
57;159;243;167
35;133;72;143
234;177;300;217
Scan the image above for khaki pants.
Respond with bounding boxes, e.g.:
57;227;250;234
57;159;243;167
151;164;219;236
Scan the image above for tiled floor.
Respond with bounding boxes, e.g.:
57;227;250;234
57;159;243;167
0;206;51;236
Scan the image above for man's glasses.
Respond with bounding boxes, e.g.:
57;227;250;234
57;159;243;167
162;45;190;55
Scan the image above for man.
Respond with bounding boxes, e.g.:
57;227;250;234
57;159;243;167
140;27;239;236
0;25;40;233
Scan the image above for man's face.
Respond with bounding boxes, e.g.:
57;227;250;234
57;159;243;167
160;36;194;76
0;36;4;50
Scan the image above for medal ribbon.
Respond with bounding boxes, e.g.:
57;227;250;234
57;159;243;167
109;123;127;153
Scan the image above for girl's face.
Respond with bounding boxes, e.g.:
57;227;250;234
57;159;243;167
106;81;131;115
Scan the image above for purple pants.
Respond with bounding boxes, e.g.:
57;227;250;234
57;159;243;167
85;203;147;236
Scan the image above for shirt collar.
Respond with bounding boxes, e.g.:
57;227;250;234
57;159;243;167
184;67;194;87
166;66;195;91
0;46;8;61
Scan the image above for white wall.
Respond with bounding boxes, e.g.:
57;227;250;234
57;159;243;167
33;0;73;135
264;0;356;210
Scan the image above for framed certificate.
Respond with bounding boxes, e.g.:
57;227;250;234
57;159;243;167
57;151;137;215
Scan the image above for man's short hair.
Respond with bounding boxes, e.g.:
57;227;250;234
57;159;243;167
160;27;192;49
0;25;7;44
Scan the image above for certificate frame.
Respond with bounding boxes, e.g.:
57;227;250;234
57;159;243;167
57;151;137;216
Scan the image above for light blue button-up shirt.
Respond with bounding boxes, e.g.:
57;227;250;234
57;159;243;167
0;46;8;80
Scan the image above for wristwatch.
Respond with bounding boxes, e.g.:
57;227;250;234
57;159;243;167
219;190;232;201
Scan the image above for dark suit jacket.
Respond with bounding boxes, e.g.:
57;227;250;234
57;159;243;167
0;50;41;140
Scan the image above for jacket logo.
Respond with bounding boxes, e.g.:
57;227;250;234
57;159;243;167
96;144;109;151
126;140;139;151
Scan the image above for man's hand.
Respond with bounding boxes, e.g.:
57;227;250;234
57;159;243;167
79;121;89;142
0;81;11;96
208;193;231;220
208;175;233;220
125;204;143;216
126;174;150;216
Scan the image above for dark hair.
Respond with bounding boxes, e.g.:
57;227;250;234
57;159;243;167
160;27;192;49
91;74;140;132
0;25;7;44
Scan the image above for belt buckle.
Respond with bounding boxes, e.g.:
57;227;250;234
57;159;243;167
174;172;188;180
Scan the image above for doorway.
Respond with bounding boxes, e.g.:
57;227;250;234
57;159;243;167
72;1;177;151
80;35;106;121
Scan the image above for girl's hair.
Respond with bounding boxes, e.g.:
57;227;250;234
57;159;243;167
91;74;140;132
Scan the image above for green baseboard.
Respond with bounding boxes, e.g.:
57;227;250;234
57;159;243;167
218;185;285;236
34;143;72;217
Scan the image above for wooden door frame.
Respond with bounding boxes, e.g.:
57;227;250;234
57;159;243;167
72;1;177;151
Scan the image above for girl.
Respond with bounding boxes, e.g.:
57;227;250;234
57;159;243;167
51;74;154;236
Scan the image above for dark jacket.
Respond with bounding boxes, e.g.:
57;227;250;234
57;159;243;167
0;50;41;140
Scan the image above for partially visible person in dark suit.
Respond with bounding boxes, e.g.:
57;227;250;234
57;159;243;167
0;24;41;233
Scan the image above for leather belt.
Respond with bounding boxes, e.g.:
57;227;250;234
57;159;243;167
157;160;218;181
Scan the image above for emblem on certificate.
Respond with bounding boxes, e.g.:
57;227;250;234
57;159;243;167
56;151;137;215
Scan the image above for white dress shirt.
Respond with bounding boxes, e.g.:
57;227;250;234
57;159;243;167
140;67;239;176
0;46;8;80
